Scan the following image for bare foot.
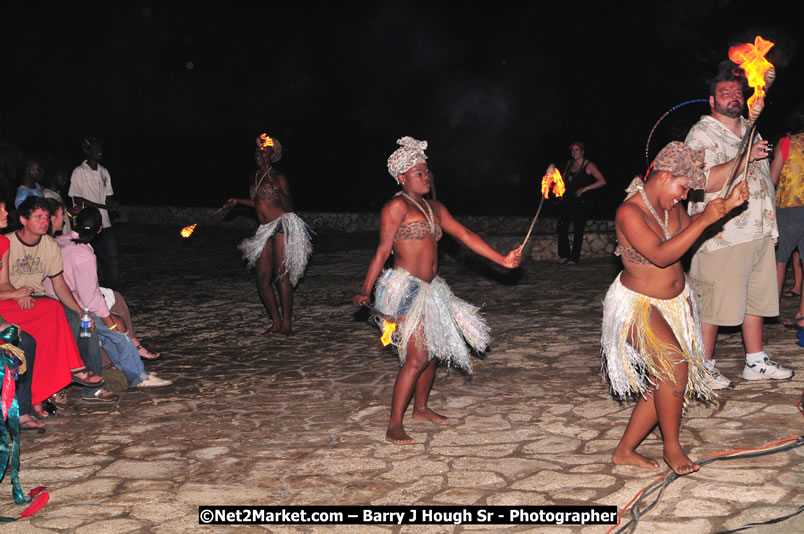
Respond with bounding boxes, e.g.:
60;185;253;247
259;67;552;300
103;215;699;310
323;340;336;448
412;407;449;424
269;326;293;337
385;425;415;445
611;447;660;469
663;446;700;475
266;323;282;336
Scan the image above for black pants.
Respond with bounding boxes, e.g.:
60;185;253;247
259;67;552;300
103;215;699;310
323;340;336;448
556;196;590;262
15;331;37;416
94;227;119;290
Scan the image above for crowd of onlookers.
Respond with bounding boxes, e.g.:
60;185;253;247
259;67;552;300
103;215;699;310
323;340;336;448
1;138;170;435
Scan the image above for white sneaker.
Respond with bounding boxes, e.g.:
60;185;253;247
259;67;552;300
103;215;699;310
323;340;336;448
136;374;173;388
703;359;734;390
742;356;794;381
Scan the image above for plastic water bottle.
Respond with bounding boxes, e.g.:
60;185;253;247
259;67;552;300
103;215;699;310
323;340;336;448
79;307;92;338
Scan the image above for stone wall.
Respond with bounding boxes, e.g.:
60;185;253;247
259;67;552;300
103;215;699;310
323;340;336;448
116;205;616;261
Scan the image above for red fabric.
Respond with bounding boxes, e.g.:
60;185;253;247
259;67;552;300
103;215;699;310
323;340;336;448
0;234;83;403
0;299;83;403
2;365;14;420
780;136;790;162
0;235;8;264
20;491;49;518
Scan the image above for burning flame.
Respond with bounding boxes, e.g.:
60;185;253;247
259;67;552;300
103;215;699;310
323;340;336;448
380;320;396;346
257;134;275;149
541;165;566;199
728;36;774;110
180;223;197;238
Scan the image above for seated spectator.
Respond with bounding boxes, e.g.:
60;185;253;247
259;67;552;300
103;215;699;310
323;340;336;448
48;204;160;360
42;171;72;235
42;163;71;204
15;157;45;209
46;198;68;237
0;197;106;421
46;208;170;389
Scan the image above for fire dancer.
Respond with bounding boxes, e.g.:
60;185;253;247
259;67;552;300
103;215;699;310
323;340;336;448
224;134;311;337
353;136;522;445
556;142;606;265
603;142;749;475
685;65;792;388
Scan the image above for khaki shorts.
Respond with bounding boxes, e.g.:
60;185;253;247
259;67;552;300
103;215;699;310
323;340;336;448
689;238;779;326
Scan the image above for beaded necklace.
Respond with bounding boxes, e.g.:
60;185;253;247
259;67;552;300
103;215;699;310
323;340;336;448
638;187;671;240
395;192;435;234
254;165;274;190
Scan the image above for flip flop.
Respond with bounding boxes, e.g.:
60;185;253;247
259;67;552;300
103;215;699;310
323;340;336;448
81;388;118;403
782;290;801;298
136;344;160;360
783;315;804;329
71;368;105;387
20;419;46;434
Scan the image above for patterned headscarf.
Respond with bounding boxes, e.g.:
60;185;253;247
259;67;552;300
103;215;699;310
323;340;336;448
387;136;428;183
650;141;706;189
256;133;283;162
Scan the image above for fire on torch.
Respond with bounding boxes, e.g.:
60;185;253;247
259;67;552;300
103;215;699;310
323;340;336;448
380;320;396;346
719;35;776;198
542;166;566;199
730;36;775;124
521;164;565;250
180;223;197;239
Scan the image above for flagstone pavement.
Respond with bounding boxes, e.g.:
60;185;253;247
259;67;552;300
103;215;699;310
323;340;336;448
2;224;802;533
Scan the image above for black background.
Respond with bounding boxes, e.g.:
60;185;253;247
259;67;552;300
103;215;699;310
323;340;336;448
2;2;801;218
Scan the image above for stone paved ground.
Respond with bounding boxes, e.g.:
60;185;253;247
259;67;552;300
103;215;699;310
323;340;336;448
2;224;802;533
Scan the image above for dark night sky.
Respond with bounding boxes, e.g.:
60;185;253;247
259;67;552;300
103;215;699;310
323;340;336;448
2;2;801;217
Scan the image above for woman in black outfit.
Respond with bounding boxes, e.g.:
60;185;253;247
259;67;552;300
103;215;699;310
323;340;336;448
556;141;606;264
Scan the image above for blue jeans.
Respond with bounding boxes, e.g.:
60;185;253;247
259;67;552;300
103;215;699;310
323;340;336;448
60;304;103;397
92;313;148;388
774;206;804;263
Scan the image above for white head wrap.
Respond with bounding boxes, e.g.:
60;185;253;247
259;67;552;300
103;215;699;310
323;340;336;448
387;136;428;183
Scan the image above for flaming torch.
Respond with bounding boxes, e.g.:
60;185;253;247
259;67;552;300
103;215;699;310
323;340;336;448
521;164;565;250
180;223;197;239
380;320;396;346
719;36;776;198
548;167;566;198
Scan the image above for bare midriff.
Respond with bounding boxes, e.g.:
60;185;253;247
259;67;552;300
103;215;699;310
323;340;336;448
392;223;439;283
